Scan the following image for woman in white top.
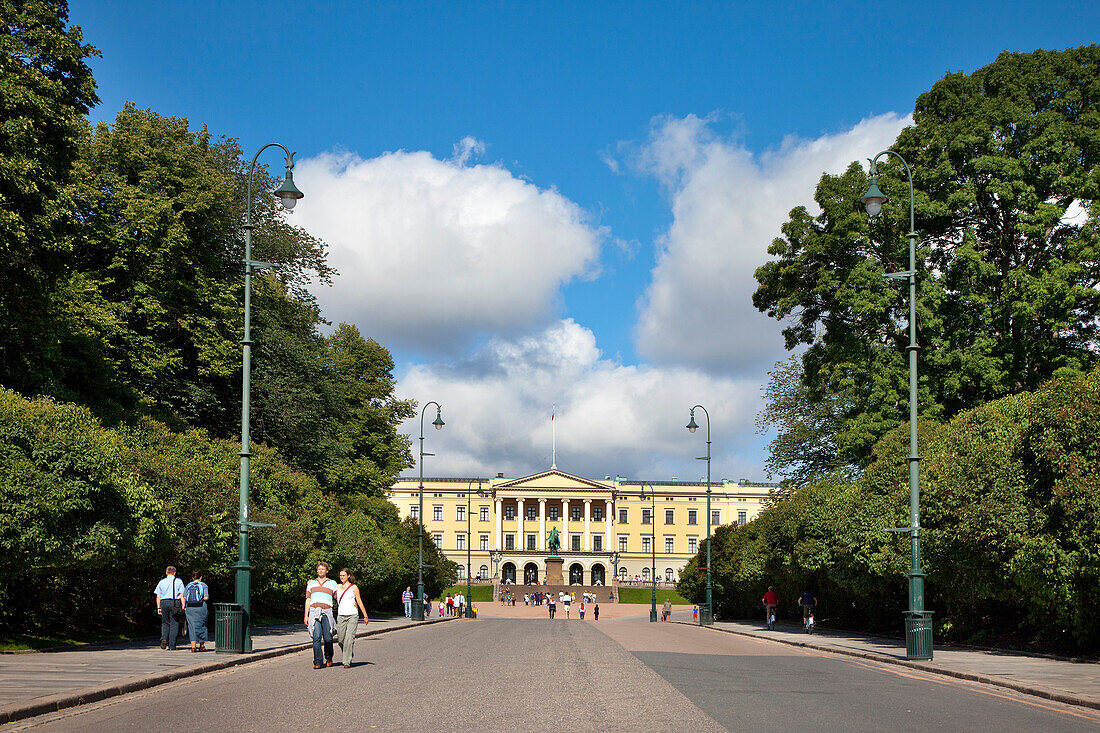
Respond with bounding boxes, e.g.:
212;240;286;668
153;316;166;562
335;569;369;668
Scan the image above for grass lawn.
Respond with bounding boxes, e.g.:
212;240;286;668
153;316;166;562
616;587;692;605
435;585;493;602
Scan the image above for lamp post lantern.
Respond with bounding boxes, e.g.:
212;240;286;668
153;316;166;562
640;485;658;622
236;143;304;653
686;405;713;624
861;150;932;661
414;402;444;621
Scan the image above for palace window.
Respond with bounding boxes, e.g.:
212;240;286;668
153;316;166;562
571;505;582;521
433;506;442;521
688;537;698;554
738;511;747;526
665;537;674;553
479;565;488;579
456;533;466;550
593;535;603;552
642;509;651;525
527;534;536;550
619;566;627;580
687;509;697;525
505;534;515;551
505;506;515;520
410;505;419;520
711;510;721;526
618;508;628;524
642;536;651;553
432;532;443;547
480;506;489;522
664;509;674;525
571;535;581;552
665;568;674;581
642;567;650;581
479;533;489;551
456;565;465;579
593;506;603;521
456;505;466;522
527;504;537;520
618;535;628;552
549;505;559;520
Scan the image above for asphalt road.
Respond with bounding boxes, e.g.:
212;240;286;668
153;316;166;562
12;617;1100;732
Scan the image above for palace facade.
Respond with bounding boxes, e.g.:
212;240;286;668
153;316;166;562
386;469;776;585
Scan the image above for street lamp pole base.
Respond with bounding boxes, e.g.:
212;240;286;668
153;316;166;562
411;599;424;621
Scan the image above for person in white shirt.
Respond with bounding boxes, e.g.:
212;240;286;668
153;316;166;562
455;592;466;617
335;568;369;668
304;562;338;668
154;566;186;650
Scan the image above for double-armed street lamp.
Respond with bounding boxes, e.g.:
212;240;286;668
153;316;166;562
861;150;933;661
639;485;658;622
466;478;488;618
414;402;445;621
236;144;304;653
686;405;713;625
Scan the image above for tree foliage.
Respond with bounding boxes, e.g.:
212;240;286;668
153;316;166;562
754;46;1100;473
0;0;98;395
683;366;1100;653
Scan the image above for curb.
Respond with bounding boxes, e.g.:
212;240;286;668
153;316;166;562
678;621;1100;712
0;617;455;725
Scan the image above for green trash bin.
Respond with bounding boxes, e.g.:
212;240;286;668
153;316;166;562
905;611;934;660
214;603;244;654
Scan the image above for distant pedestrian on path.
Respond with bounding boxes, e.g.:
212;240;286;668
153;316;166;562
579;601;585;619
424;592;430;617
335;569;369;668
154;566;185;650
548;596;556;619
663;598;672;621
593;603;599;621
184;569;209;652
402;586;413;618
305;562;338;669
693;606;698;622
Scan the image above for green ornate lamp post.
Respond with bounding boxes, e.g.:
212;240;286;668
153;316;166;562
413;402;445;621
686;405;713;625
861;150;933;661
236;144;304;653
639;485;658;622
466;478;487;618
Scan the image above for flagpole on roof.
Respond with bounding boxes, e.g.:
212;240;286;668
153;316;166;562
552;404;557;469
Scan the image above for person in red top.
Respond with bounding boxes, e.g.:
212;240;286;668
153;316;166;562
762;586;779;629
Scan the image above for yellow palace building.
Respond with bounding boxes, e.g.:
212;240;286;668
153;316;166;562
386;469;776;586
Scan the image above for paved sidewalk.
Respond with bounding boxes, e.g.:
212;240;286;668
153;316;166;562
674;613;1100;710
0;615;450;724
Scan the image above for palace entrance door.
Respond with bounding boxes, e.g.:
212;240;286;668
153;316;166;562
501;562;516;584
524;563;539;584
569;563;584;585
591;564;605;585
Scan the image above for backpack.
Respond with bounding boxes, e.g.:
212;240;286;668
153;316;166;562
186;581;204;607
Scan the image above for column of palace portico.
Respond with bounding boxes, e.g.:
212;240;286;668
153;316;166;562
517;498;524;551
539;498;546;550
495;498;502;551
604;499;611;550
583;499;591;551
562;499;569;547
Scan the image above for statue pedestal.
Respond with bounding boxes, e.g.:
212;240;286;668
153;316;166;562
545;556;564;585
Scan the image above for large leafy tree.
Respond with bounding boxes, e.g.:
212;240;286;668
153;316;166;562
754;46;1100;472
0;0;98;394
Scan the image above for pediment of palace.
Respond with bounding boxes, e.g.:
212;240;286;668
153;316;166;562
494;469;612;496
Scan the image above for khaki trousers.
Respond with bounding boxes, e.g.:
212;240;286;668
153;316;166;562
336;614;359;665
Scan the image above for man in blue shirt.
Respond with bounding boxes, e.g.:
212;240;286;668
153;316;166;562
154;567;186;650
798;589;817;632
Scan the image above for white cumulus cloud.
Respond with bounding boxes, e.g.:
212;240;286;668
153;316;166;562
397;319;767;481
293;147;605;352
632;112;911;373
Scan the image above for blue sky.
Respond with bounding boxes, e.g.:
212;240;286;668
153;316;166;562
72;1;1100;480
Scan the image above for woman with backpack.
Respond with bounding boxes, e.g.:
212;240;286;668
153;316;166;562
184;569;209;652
